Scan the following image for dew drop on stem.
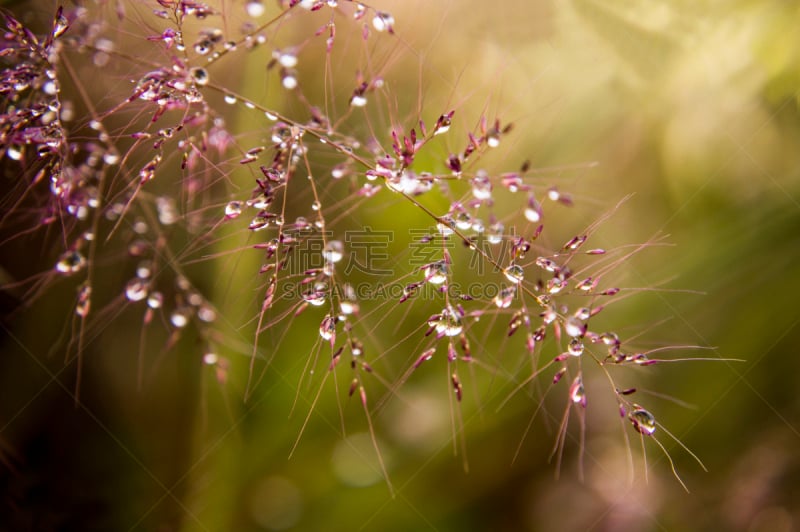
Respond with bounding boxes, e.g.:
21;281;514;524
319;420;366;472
125;278;148;302
565;316;586;338
429;306;463;337
282;70;298;90
437;216;454;237
75;283;91;317
629;407;657;435
303;284;327;306
354;3;366;19
319;315;336;341
494;285;516;309
170;307;191;328
350;94;367;107
52;10;69;39
198;305;216;323
570;376;586;407
455;212;472;230
524;196;542;223
568;338;584;356
135;261;152;280
471;170;492;200
487;221;504;245
56;250;86;274
372;12;394;32
147;292;163;309
323;240;343;263
424;261;448;285
225;201;243;219
6;146;23;161
273;49;297;68
190;67;209;86
486;128;501;148
503;264;524;284
194;40;212;55
246;0;265;17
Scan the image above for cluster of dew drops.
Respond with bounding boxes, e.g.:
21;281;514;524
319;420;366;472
9;0;670;446
199;0;664;439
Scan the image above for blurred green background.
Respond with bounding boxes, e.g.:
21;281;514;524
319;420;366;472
2;0;800;530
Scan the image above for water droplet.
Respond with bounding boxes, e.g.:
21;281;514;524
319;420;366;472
487;221;504;244
170;307;191;328
535;257;558;272
524;196;542;223
568;338;584;356
136;260;153;279
198;304;216;322
455;212;472;230
125;277;148;302
323;240;344;263
486;128;500;148
565;316;586;338
340;300;358;315
43;80;57;95
249;213;270;231
56;250;86;274
471;171;492;200
187;291;203;307
354;3;366;19
437;216;454;236
601;332;620;347
429;306;463;337
203;353;218;365
503;264;524;284
570;376;586;406
246;0;265;17
175;276;191;291
281;70;298;90
223;93;236;105
190;67;209;85
494;285;516;308
350;94;367;107
319;315;336;341
103;150;119;165
547;277;565;294
276;50;297;68
372;11;394;32
303;285;327;306
194;40;212;55
53;12;69;39
225;200;243;219
156;196;178;226
75;282;91;317
6;146;22;161
564;235;587;251
147;292;163;309
629;407;656;435
424;260;448;284
434;114;451;136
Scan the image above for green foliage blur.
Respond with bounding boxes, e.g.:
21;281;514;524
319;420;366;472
1;1;799;531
